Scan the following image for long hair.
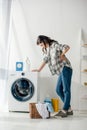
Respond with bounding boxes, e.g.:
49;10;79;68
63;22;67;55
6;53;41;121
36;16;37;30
37;35;57;54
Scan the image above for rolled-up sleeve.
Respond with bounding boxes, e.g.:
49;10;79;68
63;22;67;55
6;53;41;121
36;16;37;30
43;56;49;63
62;44;70;51
56;43;69;51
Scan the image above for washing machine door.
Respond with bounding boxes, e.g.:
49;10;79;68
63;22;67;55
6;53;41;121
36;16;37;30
11;78;34;102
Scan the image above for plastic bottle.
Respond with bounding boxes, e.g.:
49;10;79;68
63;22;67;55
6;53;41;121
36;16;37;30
25;57;30;71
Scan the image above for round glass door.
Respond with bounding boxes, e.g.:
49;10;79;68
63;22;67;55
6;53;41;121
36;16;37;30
11;78;34;102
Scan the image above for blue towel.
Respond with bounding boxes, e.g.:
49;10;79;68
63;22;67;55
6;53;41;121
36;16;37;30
45;103;54;112
44;98;54;112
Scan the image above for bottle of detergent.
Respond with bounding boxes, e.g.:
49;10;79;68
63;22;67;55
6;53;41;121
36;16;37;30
25;57;30;71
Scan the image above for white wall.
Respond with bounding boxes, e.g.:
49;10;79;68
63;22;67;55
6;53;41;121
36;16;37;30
9;0;87;110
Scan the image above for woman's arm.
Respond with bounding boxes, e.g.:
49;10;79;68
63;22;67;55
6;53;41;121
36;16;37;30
60;46;70;60
61;46;70;55
32;61;46;72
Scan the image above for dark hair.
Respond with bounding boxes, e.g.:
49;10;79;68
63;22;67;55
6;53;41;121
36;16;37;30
37;35;57;53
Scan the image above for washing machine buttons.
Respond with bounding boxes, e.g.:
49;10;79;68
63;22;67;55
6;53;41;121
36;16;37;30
21;72;25;76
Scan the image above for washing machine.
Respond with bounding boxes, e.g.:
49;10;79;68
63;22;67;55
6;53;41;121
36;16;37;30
7;71;39;112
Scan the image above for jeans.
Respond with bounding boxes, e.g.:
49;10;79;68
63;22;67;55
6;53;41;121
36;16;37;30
56;66;72;110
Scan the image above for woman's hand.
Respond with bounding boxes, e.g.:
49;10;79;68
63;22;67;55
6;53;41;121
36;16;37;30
60;46;70;61
60;54;66;61
32;61;46;72
32;69;40;72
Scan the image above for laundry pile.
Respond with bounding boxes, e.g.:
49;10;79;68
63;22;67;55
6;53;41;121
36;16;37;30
29;98;54;119
36;103;50;119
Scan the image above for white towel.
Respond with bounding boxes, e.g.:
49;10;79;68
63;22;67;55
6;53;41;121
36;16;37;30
35;103;49;119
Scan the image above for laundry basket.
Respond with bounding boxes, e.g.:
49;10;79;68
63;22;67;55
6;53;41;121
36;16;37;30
29;103;42;119
29;103;50;119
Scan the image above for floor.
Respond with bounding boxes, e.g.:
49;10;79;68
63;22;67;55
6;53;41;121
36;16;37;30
0;111;87;130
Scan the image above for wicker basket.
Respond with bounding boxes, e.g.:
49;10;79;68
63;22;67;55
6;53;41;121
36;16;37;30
29;103;50;119
29;103;42;119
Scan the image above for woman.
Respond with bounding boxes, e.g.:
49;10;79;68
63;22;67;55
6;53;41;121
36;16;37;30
32;35;73;117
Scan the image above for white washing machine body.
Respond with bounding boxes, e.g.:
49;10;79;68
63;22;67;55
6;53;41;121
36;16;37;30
8;71;39;112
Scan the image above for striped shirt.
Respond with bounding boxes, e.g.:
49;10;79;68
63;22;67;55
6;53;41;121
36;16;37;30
43;42;72;75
